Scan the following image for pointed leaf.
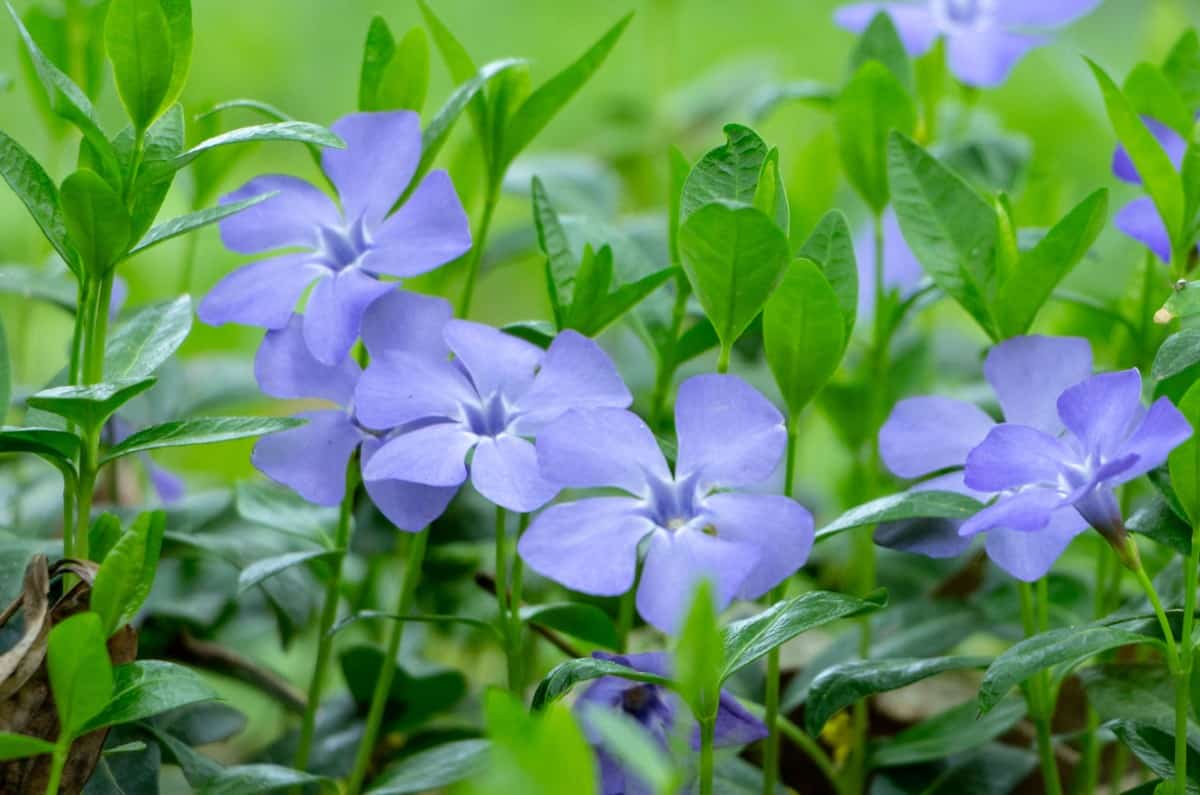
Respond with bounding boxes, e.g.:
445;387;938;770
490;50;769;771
160;122;343;176
417;0;487;149
574;267;676;337
91;510;166;635
105;295;193;378
848;10;913;93
27;377;155;431
764;257;846;417
47;612;114;739
753;146;790;235
369;739;491;794
1154;329;1200;382
61;169;131;276
1164;30;1200;110
0;426;80;462
816;490;983;542
0;733;55;761
531;657;671;711
198;765;333;795
129;191;274;256
870;698;1027;768
101;416;304;464
159;0;192;111
836;61;916;213
674;580;723;721
0;131;75;270
798;209;858;338
84;660;219;733
104;0;174;130
237;549;339;595
680;124;768;221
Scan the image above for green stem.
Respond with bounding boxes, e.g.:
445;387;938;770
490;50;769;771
1019;580;1063;795
616;585;637;653
456;183;499;318
699;717;715;795
1076;540;1112;795
771;712;847;795
493;506;521;692
508;513;529;693
1130;560;1181;673
345;528;429;795
716;343;730;374
44;744;67;795
177;228;200;296
294;459;359;772
649;276;690;427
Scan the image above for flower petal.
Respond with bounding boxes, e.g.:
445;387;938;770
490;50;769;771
702;493;813;599
1112;118;1188;185
197;253;325;329
1115;197;1173;263
873;471;982;558
518;497;654;596
963;424;1073;493
712;693;769;747
361;422;476;487
361;289;453;363
444;320;543;399
636;528;760;633
984;507;1088;581
354;351;476;431
364;170;472;277
360;437;457;531
536;408;669;494
675;374;786;488
879;396;996;479
1111;397;1193;482
470;434;560;512
1056;369;1145;459
994;0;1102;28
959;487;1063;537
511;330;632;433
832;3;940;55
946;29;1041;88
218;175;338;254
254;314;360;405
856;208;924;320
252;410;362;505
302;268;395;365
323;111;420;226
983;335;1092;434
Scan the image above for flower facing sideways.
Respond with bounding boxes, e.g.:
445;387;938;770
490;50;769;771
519;374;814;633
575;652;766;795
199;111;471;365
1111;115;1199;264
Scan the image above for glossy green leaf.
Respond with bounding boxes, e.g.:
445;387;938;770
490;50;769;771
47;612;114;740
129;192;274;256
27;377;155;431
720;590;886;681
763;257;846;417
368;739;490;794
679;202;790;355
498;13;631;171
816;490;983;542
1080;663;1200;742
798;209;858;339
519;602;619;649
1128;494;1192;555
91;511;165;635
105;295;193;379
1164;29;1200;110
753;146;789;235
0;130;75;271
680;124;768;221
1154;329;1200;381
805;656;989;736
237;549;338;594
1169;379;1200;524
675;580;723;721
1108;721;1200;793
993;188;1108;336
198;765;334;795
836;61;916;213
84;660;219;733
104;0;174;130
89;512;123;564
126;103;186;241
159;0;192;111
533;176;576;318
977;625;1156;715
848;10;912;92
162;122;343;175
887;131;998;337
101;416;304;464
0;732;55;761
61;169;131;276
531;657;671;711
0;426;80;462
870;697;1027;768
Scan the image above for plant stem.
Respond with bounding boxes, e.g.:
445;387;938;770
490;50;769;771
345;528;429;795
699;717;715;795
294;459;359;772
44;744;66;795
456;183;499;318
716;343;730;374
616;585;636;653
1019;580;1063;795
507;513;529;693
493;506;522;692
649;276;690;427
770;711;847;795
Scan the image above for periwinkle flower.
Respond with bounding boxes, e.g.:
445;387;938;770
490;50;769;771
1111;116;1198;264
576;652;766;795
354;321;632;514
962;368;1191;555
855;208;924;321
518;374;814;632
252;289;460;531
199;111;471;365
834;0;1101;87
879;335;1099;580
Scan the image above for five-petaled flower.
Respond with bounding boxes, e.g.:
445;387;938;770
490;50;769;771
575;652;766;795
834;0;1101;87
1111;115;1200;264
199;111;472;365
519;374;814;632
354;320;632;514
252;290;461;531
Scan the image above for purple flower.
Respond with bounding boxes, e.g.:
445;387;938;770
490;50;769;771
856;208;924;320
962;368;1191;546
1111;116;1197;264
198;111;472;365
878;335;1097;580
355;322;632;514
518;375;814;632
251;290;460;531
576;652;766;795
834;0;1101;87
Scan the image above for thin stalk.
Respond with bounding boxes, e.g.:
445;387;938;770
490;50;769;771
44;744;66;795
1019;580;1064;795
716;343;730;374
507;513;529;693
699;717;715;795
616;586;636;653
649;276;690;427
1129;563;1180;673
493;506;521;692
1076;540;1112;795
771;712;847;795
177;229;201;296
456;183;499;318
294;459;359;772
345;528;429;795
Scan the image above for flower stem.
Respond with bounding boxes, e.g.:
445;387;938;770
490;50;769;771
507;513;529;693
345;528;429;795
456;182;499;319
492;506;521;692
699;717;715;795
294;459;359;772
44;744;66;795
1019;580;1063;795
716;343;731;374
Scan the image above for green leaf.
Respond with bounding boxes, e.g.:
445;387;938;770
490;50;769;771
870;698;1027;768
235;481;337;540
531;657;671;711
472;690;596;795
339;645;466;730
805;656;989;736
27;377;156;431
360;20;429;114
237;549;338;595
101;416;304;464
129;192;274;256
104;0;174;130
579;707;675;795
0;732;55;761
1154;329;1200;382
126;103;185;241
368;739;490;794
0;314;8;417
88;512;123;564
159;0;192;112
0;426;80;462
753;147;789;235
763;257;846;417
105;295;193;379
61;169;132;277
573;268;675;337
1124;62;1194;137
498;13;631;171
91;510;165;635
1164;30;1200;110
0;130;75;271
887;131;998;337
816;490;983;542
533;176;576;318
674;580;723;722
848;10;913;93
359;16;395;111
680;124;768;222
798;209;858;339
836;61;916;213
1169;379;1200;524
977;625;1156;715
416;0;488;160
1128;494;1192;555
720;590;886;681
1088;59;1186;254
161;122;343;176
519;602;619;650
993;188;1108;336
83;660;219;733
678;202;790;355
1080;664;1200;743
198;765;334;795
1108;721;1200;793
47;612;114;740
0;264;76;310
